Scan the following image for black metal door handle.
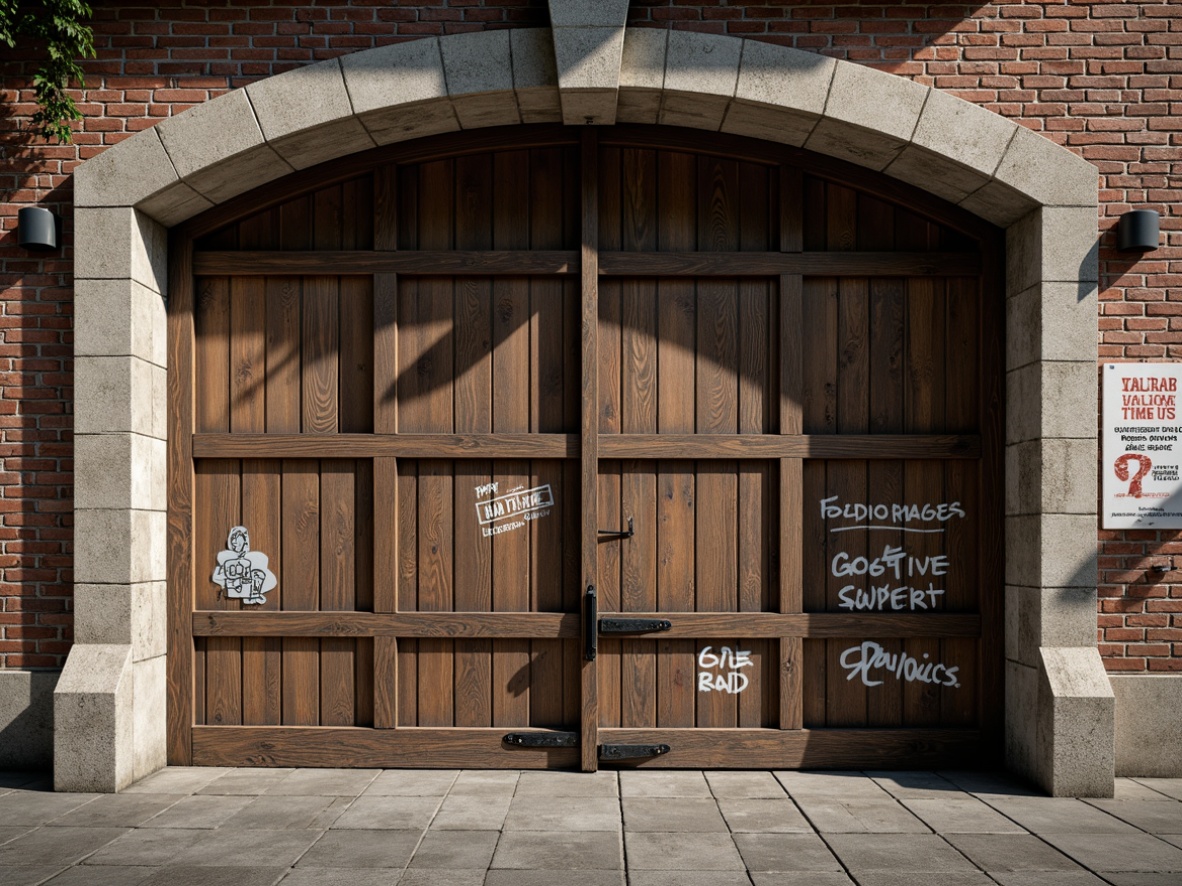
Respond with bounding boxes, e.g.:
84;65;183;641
584;584;597;661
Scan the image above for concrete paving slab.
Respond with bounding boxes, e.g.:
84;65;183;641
630;873;753;886
825;833;980;873
124;768;231;795
986;798;1141;834
939;771;1041;798
619;771;712;799
430;794;511;830
732;833;843;872
0;775;42;791
0;867;70;886
407;829;498;869
774;771;889;799
1131;779;1182;801
331;795;440;830
1162;835;1182;849
718;798;813;833
45;793;183;828
277;869;401;885
362;770;457;796
295;829;420;869
265;769;380;796
704;771;786;798
449;771;519;795
623;833;744;871
197;770;295;796
1083;799;1182;833
399;870;484;886
139;794;254;829
944;834;1084;872
492;830;622;870
40;865;155;885
990;873;1110;886
868;772;960;799
173;827;322;867
514;770;618;797
484;871;624;886
0;793;98;827
82;828;206;866
504;795;620;831
749;875;855;886
222;795;352;830
901;798;1028;834
1040;833;1182;872
0;827;129;866
851;874;996;886
1103;875;1182;886
792;799;929;833
0;831;30;848
621;798;728;832
1112;779;1173;801
134;868;291;886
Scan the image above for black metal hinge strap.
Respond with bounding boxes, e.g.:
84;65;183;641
599;743;671;760
503;732;579;748
599;618;672;634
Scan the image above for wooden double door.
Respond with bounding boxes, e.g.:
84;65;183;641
168;126;1002;770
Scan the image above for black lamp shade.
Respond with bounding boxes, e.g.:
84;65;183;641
1118;209;1159;252
17;207;58;251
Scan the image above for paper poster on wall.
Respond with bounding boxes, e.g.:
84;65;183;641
1103;363;1182;528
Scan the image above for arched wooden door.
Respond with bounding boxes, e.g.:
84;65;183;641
168;125;1002;769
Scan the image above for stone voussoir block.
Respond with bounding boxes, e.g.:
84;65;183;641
721;39;833;148
548;0;629;28
661;30;741;130
74;207;167;294
74;127;180;209
617;28;667;124
995;124;1099;210
553;26;625;124
156;88;293;204
74;355;166;438
74;508;167;586
74;432;166;512
54;643;134;793
512;28;561;124
440;30;520;129
74;277;167;367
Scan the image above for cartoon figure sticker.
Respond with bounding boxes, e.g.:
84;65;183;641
212;526;276;605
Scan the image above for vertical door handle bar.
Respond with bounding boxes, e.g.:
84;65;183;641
584;584;597;660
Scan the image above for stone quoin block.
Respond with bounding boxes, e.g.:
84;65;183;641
73;433;166;512
1006;438;1098;516
73;508;167;587
74;356;166;439
1005;513;1097;591
721;40;834;147
133;655;167;782
440;30;520;129
73;208;167;294
54;644;134;793
1007;207;1100;295
805;61;929;171
156;88;294;204
511;29;561;124
341;38;459;146
1006;361;1097;445
73;128;181;210
617;28;667;124
1007;282;1099;372
661;30;742;130
73;582;167;662
552;26;625;125
73;278;167;368
1038;647;1115;798
1006;660;1039;780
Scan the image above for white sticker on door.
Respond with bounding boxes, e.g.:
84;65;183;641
212;525;277;605
475;483;554;537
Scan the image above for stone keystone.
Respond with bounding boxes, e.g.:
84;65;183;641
549;0;630;125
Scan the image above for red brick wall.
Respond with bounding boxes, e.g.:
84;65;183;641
0;1;1178;671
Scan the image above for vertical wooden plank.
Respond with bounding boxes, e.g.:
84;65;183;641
198;464;242;725
167;233;195;762
302;277;340;434
282;460;320;725
655;149;697;731
580;130;600;770
320;462;356;726
397;463;418;726
453;153;495;729
373;457;399;727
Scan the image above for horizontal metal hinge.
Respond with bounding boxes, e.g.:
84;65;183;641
599;743;670;760
503;732;579;749
599;618;672;634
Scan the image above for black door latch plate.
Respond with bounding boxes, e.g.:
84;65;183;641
599;618;672;633
599;743;671;760
503;732;579;748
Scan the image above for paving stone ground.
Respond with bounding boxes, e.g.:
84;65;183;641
0;769;1179;885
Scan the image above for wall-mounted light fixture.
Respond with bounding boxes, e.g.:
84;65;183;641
1118;209;1160;253
17;206;59;252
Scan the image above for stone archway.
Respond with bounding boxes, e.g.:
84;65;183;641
66;14;1109;795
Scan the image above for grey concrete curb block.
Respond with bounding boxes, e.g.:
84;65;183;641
62;25;1111;796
